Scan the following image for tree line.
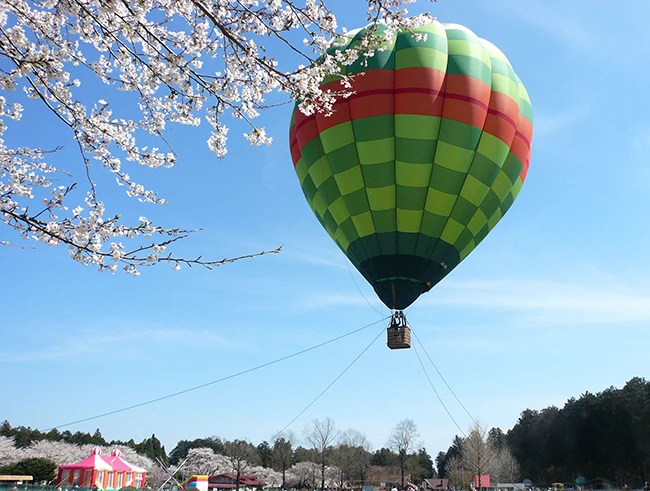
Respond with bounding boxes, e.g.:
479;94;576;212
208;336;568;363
4;377;650;488
0;418;436;490
0;421;168;466
505;377;650;487
435;377;650;488
170;418;436;491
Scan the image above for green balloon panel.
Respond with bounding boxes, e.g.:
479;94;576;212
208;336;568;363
289;21;533;310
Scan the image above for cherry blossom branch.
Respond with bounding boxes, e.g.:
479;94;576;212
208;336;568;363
0;0;433;274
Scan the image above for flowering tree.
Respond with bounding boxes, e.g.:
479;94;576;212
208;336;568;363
24;441;157;469
246;464;283;489
0;439;290;491
20;440;87;466
0;436;23;466
182;447;230;476
0;0;432;274
145;463;173;489
286;460;319;489
0;438;159;477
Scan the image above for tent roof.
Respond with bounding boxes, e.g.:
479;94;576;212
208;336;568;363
59;448;113;471
105;450;146;473
101;455;131;472
58;448;146;473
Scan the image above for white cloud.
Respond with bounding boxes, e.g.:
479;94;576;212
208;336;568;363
419;277;650;327
0;326;227;363
283;269;650;328
282;242;348;270
532;107;587;139
295;291;384;312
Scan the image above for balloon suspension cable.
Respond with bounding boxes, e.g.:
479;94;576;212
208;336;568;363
389;310;408;328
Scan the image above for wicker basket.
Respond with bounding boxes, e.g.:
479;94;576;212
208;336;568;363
387;326;412;349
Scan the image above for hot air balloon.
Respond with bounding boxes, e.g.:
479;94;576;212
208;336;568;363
288;20;533;349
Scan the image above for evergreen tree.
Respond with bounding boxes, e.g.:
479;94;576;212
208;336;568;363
257;441;273;468
371;447;397;466
0;420;11;437
0;458;57;483
92;429;107;445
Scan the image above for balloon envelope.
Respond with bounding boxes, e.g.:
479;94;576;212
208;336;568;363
289;21;533;310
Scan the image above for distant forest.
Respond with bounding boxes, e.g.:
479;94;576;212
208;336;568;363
3;377;650;487
506;376;650;486
435;377;650;487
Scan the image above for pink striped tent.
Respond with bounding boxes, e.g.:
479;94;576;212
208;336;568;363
56;448;146;490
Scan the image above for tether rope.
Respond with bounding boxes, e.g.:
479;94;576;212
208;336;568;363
44;316;390;431
412;328;479;427
411;334;467;437
273;322;386;439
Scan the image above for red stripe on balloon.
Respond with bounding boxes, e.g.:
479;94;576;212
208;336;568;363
348;70;394;121
520;146;532;182
291;71;517;134
488;91;519;129
515;116;533;147
446;74;492;99
509;117;533;177
395;91;445;116
295;116;320;157
395;67;445;118
316;99;352;129
290;140;301;167
289;70;527;166
396;67;446;92
442;97;488;129
442;73;490;129
289;123;301;166
482;91;519;149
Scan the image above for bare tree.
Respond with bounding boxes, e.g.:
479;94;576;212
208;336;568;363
460;425;497;491
304;418;338;491
332;442;351;490
224;440;258;491
491;448;521;484
341;429;372;487
387;419;420;487
273;431;296;490
444;456;467;490
333;429;366;488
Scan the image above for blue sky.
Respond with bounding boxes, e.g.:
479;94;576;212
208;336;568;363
3;0;650;462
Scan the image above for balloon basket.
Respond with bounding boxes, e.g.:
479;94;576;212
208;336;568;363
387;311;411;350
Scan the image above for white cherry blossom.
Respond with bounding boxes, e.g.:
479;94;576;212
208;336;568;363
0;0;433;273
